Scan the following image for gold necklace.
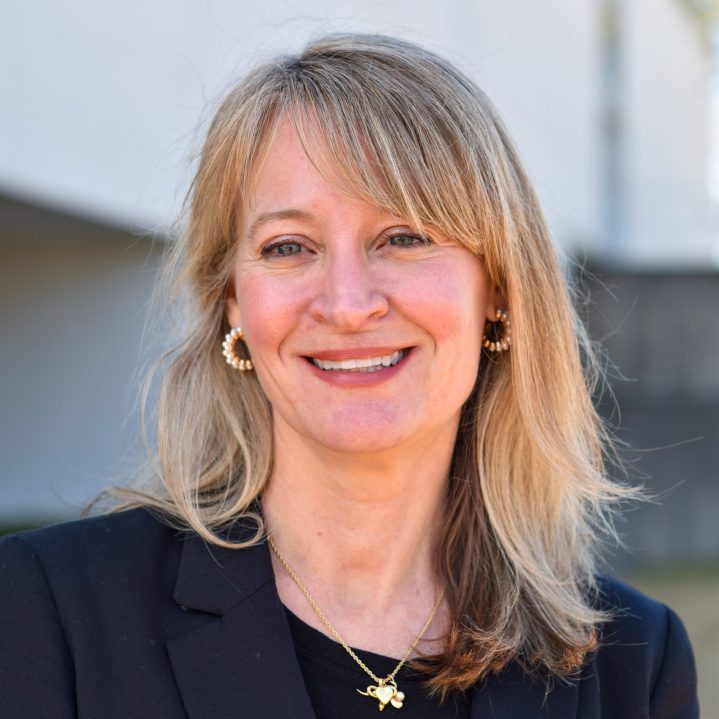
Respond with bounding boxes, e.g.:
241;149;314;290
268;534;445;712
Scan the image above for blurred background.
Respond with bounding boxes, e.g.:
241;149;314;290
1;0;717;711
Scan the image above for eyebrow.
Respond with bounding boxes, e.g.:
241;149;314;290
246;208;315;240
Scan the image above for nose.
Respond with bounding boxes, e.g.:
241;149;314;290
309;250;389;330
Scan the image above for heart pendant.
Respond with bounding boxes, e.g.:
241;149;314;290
375;685;395;705
357;682;404;711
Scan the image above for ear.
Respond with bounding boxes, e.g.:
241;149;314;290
225;277;243;329
484;286;508;323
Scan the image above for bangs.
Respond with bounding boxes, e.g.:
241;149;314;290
236;51;507;269
289;78;488;251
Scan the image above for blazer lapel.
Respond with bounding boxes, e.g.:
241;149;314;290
166;530;316;719
471;662;579;718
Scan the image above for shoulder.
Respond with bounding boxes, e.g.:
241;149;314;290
595;574;675;646
0;508;189;716
1;505;174;550
587;575;698;717
0;508;182;607
1;506;176;557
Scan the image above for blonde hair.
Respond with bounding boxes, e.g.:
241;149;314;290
109;34;636;695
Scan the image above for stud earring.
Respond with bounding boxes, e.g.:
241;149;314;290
482;309;511;353
222;327;254;371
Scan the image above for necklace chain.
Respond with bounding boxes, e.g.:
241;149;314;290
267;534;445;689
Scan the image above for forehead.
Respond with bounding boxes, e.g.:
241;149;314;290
241;118;384;219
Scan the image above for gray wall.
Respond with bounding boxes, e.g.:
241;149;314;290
0;195;164;520
583;269;719;568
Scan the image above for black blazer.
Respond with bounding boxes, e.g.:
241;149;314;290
0;508;698;718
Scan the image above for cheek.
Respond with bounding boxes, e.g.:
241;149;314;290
234;274;305;357
408;268;486;345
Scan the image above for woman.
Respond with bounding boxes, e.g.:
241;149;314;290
0;34;698;718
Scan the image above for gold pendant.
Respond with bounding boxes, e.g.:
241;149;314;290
357;681;406;710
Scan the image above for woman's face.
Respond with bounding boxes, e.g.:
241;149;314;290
226;120;498;456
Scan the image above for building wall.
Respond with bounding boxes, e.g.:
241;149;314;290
584;269;719;566
0;198;163;520
463;1;605;258
0;1;716;547
4;1;710;266
0;1;600;249
620;0;713;266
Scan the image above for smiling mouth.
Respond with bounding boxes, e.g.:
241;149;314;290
309;349;410;373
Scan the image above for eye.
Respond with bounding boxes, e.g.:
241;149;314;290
386;232;432;248
261;239;305;257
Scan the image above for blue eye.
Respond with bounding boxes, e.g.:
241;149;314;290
387;233;430;247
262;240;303;257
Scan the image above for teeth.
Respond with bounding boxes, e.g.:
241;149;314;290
311;350;407;372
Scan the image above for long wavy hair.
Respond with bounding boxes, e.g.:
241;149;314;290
108;34;636;695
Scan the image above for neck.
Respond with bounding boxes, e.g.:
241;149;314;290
261;415;455;655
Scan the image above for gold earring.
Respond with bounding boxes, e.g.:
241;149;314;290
222;327;254;371
482;309;511;352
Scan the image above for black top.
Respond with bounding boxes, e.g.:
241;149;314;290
285;606;471;718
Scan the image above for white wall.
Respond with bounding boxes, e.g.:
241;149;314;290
3;1;712;266
621;0;712;266
0;1;600;251
465;1;605;258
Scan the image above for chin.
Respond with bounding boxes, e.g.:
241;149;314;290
301;413;416;456
310;428;408;455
